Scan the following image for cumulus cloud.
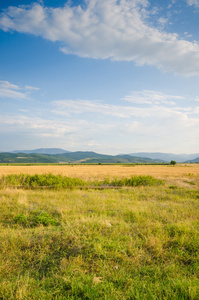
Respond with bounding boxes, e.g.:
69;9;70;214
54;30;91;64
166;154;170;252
0;80;39;100
0;0;199;75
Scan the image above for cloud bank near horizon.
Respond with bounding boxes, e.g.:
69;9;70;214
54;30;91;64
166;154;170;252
1;0;199;76
1;86;199;153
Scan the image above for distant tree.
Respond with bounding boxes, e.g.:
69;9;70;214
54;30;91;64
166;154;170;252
170;160;177;165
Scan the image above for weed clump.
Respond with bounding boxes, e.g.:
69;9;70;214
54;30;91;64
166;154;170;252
14;212;59;227
103;175;164;187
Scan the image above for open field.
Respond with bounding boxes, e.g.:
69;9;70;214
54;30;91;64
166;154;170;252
0;165;199;299
0;163;199;179
0;164;199;189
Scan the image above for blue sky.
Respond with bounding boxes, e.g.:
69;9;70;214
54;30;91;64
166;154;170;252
1;0;199;154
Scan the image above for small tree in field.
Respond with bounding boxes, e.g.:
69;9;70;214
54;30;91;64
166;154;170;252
170;160;177;165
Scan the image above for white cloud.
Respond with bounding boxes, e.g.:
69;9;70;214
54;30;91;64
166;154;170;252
157;17;169;28
1;1;199;75
0;88;28;100
52;95;193;119
0;114;116;153
0;115;83;137
184;32;192;38
0;80;20;90
186;0;199;7
53;99;135;118
0;80;39;100
0;81;28;99
25;85;40;91
194;106;199;113
122;90;184;105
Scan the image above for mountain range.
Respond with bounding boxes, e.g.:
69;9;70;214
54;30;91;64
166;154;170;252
12;148;70;155
0;148;198;163
0;150;162;164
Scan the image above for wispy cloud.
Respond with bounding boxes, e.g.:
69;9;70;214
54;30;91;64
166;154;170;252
0;114;115;152
0;81;28;99
122;90;184;105
25;85;39;91
186;0;199;8
157;17;169;30
1;1;199;76
0;80;39;100
52;92;191;119
53;99;136;118
0;81;20;90
0;115;83;137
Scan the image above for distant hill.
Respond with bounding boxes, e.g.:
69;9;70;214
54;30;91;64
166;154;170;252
59;152;161;164
0;153;57;163
184;157;199;163
1;149;198;164
12;148;70;155
127;152;199;163
0;151;163;164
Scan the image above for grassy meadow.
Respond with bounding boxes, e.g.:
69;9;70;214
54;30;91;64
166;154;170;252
0;164;199;299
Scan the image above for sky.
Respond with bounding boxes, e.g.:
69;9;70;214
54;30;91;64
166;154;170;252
0;0;199;154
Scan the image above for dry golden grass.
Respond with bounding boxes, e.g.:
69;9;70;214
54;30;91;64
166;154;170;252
0;164;199;182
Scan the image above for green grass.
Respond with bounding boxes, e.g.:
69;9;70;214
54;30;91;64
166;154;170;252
0;174;164;189
0;178;199;299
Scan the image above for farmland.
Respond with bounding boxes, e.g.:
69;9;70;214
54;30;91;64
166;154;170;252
0;164;199;299
0;163;199;179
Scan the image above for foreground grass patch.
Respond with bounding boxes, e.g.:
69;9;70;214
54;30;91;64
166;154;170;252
0;184;199;299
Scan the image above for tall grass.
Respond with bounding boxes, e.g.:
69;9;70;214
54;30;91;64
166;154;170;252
0;173;164;189
0;173;86;189
0;180;199;299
